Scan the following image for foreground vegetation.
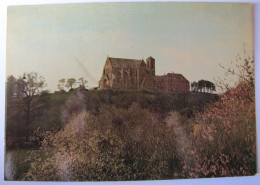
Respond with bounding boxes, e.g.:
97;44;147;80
5;53;256;181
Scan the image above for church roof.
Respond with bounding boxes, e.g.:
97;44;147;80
156;73;189;82
107;57;144;68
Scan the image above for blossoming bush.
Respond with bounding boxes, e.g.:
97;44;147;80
178;54;256;178
22;104;182;181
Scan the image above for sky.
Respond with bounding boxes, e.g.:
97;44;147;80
6;2;254;92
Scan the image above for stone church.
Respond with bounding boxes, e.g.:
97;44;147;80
98;56;189;92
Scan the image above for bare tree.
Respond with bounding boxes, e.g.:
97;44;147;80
17;72;46;126
57;78;66;91
66;78;77;91
78;77;88;89
191;81;198;92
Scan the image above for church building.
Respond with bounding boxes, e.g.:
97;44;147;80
98;56;189;92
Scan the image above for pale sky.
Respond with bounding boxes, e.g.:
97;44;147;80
6;2;254;91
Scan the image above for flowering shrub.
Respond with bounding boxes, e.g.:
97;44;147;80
22;104;181;181
178;54;256;178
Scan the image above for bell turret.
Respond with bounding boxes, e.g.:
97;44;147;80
146;56;155;76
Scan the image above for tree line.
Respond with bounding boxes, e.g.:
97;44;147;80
57;77;88;92
190;80;216;93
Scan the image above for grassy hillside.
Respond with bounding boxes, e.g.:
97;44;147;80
84;89;218;115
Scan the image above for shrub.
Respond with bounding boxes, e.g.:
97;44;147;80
22;104;181;181
177;54;256;178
